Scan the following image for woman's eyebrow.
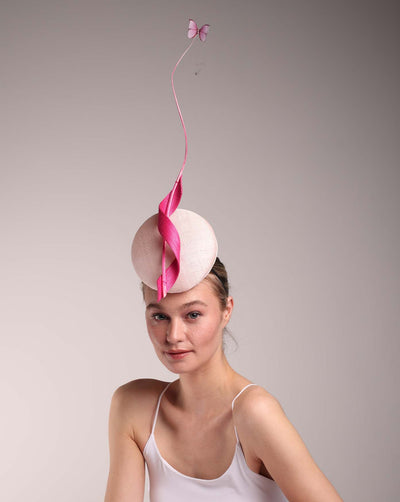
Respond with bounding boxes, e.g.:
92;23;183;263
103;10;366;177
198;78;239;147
146;300;208;311
146;303;161;310
181;300;208;309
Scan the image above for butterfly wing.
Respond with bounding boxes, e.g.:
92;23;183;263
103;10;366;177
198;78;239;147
198;24;210;42
188;19;198;39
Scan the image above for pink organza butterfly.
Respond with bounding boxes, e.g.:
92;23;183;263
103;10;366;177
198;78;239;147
188;19;210;42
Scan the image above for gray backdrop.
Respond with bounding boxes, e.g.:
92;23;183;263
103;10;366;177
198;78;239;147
1;1;399;501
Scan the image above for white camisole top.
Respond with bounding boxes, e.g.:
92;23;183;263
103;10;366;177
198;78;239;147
143;383;289;502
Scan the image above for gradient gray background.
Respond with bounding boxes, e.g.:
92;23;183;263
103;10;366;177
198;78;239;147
1;1;399;501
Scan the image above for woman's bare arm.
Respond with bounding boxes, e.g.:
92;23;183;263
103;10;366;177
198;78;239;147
104;386;145;502
236;388;343;502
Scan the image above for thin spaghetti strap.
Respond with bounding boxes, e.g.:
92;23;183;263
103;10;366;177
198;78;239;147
151;382;172;435
231;384;258;443
231;383;258;411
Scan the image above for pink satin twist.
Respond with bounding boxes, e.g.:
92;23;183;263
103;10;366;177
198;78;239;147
157;174;183;300
156;26;207;300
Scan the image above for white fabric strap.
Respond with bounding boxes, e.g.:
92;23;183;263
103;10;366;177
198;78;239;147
231;383;257;411
232;384;257;443
151;382;172;434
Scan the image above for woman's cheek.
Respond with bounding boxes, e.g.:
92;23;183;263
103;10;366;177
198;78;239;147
149;328;162;342
147;326;161;346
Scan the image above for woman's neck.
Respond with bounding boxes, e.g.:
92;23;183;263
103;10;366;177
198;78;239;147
174;353;239;416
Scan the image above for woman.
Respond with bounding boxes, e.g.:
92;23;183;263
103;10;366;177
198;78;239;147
104;258;343;502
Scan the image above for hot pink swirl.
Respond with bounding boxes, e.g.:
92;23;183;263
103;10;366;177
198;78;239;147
157;177;183;300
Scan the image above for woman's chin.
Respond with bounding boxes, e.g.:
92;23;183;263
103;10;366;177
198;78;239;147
156;353;194;374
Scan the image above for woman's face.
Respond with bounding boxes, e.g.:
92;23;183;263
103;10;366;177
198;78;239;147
143;279;233;374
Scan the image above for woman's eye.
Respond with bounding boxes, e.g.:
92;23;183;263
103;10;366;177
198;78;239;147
152;313;168;321
187;311;201;320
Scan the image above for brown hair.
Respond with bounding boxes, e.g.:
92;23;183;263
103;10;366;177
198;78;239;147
204;257;230;311
207;257;236;351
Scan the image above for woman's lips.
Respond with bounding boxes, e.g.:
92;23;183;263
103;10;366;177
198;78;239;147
165;350;192;360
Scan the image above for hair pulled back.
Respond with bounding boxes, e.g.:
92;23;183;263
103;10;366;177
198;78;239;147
205;257;230;311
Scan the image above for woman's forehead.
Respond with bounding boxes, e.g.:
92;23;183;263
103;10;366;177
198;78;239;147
144;280;216;308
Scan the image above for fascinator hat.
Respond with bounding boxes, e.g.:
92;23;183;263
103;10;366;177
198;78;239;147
131;20;218;301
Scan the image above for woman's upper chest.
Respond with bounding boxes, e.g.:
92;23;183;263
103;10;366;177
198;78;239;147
154;404;238;479
133;382;271;480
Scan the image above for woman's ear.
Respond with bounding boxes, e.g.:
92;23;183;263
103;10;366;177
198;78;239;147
223;296;234;325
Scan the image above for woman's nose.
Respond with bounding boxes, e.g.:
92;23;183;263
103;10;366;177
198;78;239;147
166;318;184;343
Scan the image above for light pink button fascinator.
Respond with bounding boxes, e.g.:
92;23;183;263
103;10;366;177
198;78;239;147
131;20;217;301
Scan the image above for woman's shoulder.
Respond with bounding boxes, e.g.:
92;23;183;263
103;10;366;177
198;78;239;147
233;384;286;432
111;378;170;415
109;378;171;445
113;378;169;399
